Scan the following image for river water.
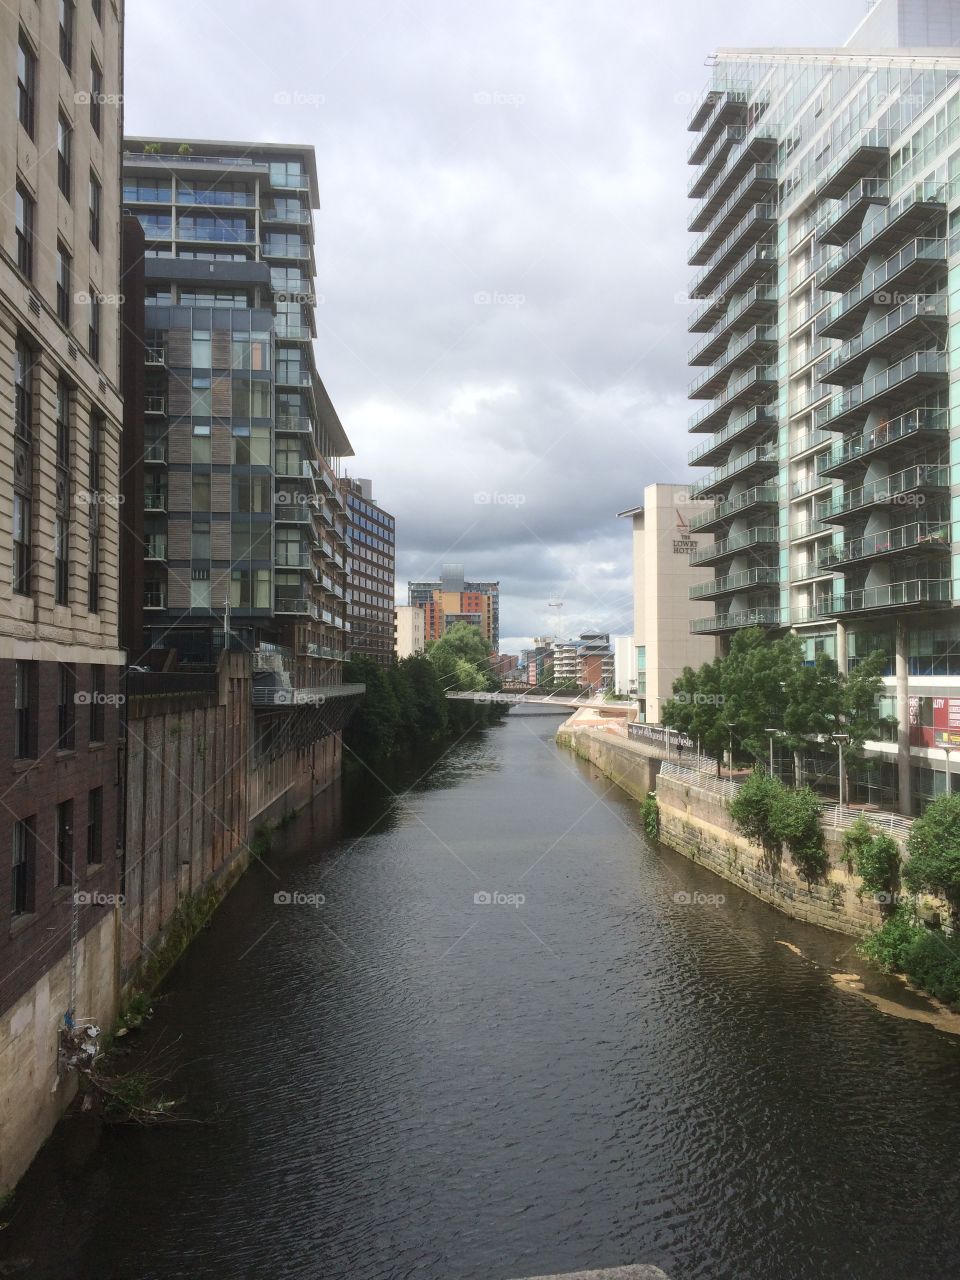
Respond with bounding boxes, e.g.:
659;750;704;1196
3;710;960;1280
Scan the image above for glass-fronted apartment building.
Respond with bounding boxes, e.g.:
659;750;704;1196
408;566;500;651
685;0;960;812
122;139;353;690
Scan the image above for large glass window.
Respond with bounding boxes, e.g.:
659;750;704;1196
58;0;74;72
89;173;102;250
17;30;36;137
13;494;31;596
192;330;211;368
191;375;211;415
56;242;72;324
191;520;210;559
11;819;35;916
14;661;35;758
57;664;75;747
123;178;172;202
15;184;34;278
89;56;102;136
55;518;70;605
58;112;72;198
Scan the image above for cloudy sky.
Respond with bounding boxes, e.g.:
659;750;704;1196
125;0;868;653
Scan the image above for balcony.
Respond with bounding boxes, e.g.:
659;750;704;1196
688;244;778;333
817;406;949;480
688;285;778;367
261;207;312;226
815;350;947;432
816;239;947;340
688;133;778;231
688;364;777;433
274;501;312;523
688;325;777;400
688;127;745;199
144;443;167;463
689;484;778;532
262;242;311;260
816;463;949;523
815;293;947;387
790;427;832;458
145;346;165;366
144;492;167;511
252;682;365;709
792;559;832;583
176;224;256;243
816;179;889;246
792;599;836;624
276;415;315;433
145;395;166;415
690;606;780;634
815;129;890;200
144;586;166;609
689;446;778;497
815;183;947;293
275;368;312;388
273;595;319;618
828;578;951;616
819;522;950;572
687;92;749;160
689;204;777;299
690;565;779;600
688;526;778;567
144;535;167;560
275;549;313;569
688;405;776;466
275;458;315;481
688;165;777;262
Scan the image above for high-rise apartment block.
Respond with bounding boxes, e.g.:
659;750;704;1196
408;565;500;650
686;0;960;811
1;0;125;1188
121;139;353;686
342;477;395;666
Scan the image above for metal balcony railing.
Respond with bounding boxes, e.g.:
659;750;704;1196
815;350;947;430
830;579;951;614
819;522;950;570
817;463;949;521
689;526;778;565
690;566;779;598
817;406;948;475
690;606;780;633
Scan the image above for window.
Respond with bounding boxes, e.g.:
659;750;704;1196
11;819;35;916
14;339;33;440
89;666;105;741
92;0;102;24
89;173;101;250
191;424;210;464
55;518;70;605
15;184;34;279
56;242;72;324
192;473;210;509
88;526;99;612
58;113;72;198
14;662;35;759
86;787;103;864
89;57;102;136
191;520;210;559
59;0;74;71
17;30;35;137
57;380;71;469
88;412;102;494
190;571;211;609
13;494;31;596
191;375;212;415
57;664;75;747
88;290;100;361
56;801;74;887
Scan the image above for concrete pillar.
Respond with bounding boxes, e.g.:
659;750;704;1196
896;616;912;816
835;621;847;676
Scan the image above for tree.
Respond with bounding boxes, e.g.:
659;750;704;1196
402;655;448;741
342;656;400;762
729;770;783;858
773;786;828;885
662;658;728;773
428;623;498;693
903;793;960;912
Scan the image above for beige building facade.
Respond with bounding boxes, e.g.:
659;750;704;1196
619;484;717;723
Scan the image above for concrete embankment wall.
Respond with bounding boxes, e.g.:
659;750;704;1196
559;724;887;938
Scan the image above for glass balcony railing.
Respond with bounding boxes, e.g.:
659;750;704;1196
144;443;167;462
815;295;947;385
144;493;167;511
145;395;166;414
688;325;777;398
689;204;777;296
817;406;948;475
274;549;313;569
689;245;778;328
689;526;778;565
819;522;950;570
176;224;256;243
689;484;779;531
690;566;779;599
817;463;949;521
816;179;889;243
689;446;778;496
815;238;948;338
688;365;777;431
688;164;777;254
274;502;311;522
830;579;951;614
144;586;166;609
687;406;776;464
815;182;947;290
145;346;165;366
145;536;167;559
690;606;780;633
815;349;947;431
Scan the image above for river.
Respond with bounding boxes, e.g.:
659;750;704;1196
3;710;960;1280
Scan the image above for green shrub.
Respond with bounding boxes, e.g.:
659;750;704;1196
774;786;828;885
640;793;658;841
902;930;960;1006
859;903;923;972
729;770;783;856
841;814;874;874
903;793;960;906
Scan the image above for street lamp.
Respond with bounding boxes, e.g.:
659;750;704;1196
832;732;850;808
765;728;778;777
944;744;954;796
726;722;736;777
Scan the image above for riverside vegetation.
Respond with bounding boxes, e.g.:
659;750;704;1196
343;622;508;766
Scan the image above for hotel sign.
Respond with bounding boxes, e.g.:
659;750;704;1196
673;508;697;557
